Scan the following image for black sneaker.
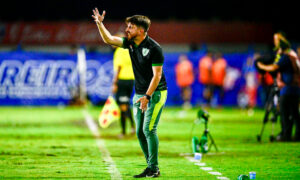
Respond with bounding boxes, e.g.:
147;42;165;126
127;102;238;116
146;169;160;178
133;167;151;178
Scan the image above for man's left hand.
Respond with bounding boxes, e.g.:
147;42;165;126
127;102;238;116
136;96;149;113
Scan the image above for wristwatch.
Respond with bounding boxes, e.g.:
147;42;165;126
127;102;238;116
144;94;151;100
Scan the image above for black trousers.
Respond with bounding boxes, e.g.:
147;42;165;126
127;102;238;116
280;94;300;140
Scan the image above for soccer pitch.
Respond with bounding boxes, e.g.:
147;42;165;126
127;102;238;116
0;106;300;179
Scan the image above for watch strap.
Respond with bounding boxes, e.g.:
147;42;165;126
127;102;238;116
144;94;151;100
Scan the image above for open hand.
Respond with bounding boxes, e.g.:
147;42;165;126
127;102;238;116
136;96;149;113
92;8;106;23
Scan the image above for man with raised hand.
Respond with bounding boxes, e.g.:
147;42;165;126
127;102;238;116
92;8;168;178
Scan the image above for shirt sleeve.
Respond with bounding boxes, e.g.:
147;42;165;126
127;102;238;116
151;46;164;66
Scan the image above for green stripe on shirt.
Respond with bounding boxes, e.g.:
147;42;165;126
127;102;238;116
152;63;163;66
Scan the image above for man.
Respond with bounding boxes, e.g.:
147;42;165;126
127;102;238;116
111;33;135;138
243;53;258;113
257;32;300;141
92;8;167;177
211;52;227;107
198;51;213;106
175;54;194;109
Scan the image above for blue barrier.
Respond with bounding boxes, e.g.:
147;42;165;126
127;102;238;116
0;50;252;106
0;51;114;105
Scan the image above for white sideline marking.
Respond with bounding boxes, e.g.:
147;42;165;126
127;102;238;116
183;154;230;180
185;156;200;163
201;167;213;171
217;177;230;180
83;110;122;180
209;172;222;175
194;162;206;166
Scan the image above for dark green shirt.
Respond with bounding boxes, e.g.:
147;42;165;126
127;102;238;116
122;36;167;94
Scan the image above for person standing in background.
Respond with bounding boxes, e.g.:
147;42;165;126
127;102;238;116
111;33;135;138
199;51;213;106
243;53;259;115
175;54;194;109
211;52;227;107
257;32;300;141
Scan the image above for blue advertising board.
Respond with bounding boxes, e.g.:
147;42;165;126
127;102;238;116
0;50;252;106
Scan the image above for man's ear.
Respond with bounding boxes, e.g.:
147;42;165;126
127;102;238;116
138;27;145;35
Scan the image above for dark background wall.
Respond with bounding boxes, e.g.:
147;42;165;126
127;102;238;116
0;0;298;42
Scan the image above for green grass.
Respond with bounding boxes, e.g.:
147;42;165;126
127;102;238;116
0;106;300;179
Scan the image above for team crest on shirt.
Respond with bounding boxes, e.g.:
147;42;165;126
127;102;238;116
142;48;150;56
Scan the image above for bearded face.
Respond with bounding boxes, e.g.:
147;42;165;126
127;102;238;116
125;22;141;41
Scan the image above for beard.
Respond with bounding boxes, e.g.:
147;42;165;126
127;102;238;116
126;32;137;41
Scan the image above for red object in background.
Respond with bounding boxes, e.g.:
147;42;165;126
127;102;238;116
103;119;107;125
105;98;111;105
0;21;273;45
246;87;257;107
113;110;118;116
258;72;274;86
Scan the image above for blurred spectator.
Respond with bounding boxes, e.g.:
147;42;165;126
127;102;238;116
211;52;227;107
175;54;194;109
198;51;213;106
112;33;135;138
258;70;274;106
256;52;275;107
297;46;300;57
257;32;300;141
242;53;259;114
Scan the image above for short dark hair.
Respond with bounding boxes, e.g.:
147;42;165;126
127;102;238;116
275;31;291;51
125;15;151;32
279;39;291;51
276;31;287;39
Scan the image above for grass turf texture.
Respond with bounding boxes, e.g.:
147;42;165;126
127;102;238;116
0;106;299;179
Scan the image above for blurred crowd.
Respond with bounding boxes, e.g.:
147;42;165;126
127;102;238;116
175;52;227;109
174;46;300;111
175;32;300;141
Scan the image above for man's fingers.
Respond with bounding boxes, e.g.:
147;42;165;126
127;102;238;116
102;10;106;17
93;8;99;16
142;106;147;113
140;106;146;113
136;98;141;103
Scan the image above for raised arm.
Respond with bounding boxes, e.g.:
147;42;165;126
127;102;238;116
92;8;123;47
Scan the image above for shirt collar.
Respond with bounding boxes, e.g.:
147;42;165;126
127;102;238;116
131;35;148;48
139;35;149;47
